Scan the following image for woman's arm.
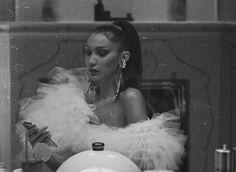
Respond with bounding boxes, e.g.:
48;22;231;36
120;88;148;124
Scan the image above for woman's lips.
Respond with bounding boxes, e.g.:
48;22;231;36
89;69;99;75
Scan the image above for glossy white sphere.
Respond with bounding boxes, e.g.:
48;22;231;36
57;149;141;172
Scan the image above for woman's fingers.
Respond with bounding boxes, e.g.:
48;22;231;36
31;127;48;140
43;133;51;143
27;126;38;137
37;131;50;143
29;127;48;145
22;121;34;130
89;115;100;125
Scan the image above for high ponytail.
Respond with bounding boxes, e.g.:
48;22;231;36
113;21;142;91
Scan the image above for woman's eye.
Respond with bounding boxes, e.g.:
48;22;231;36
97;50;108;57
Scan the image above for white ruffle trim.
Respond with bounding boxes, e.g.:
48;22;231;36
18;67;187;170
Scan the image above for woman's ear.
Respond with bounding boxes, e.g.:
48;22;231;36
121;51;130;63
121;51;130;62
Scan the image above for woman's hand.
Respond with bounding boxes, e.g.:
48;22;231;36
22;121;57;147
27;126;50;147
88;115;100;125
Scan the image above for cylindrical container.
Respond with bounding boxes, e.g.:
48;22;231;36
21;160;43;172
215;144;231;172
232;147;236;172
0;162;8;172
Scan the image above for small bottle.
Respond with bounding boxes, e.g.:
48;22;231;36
94;0;104;21
42;0;56;21
0;162;7;172
92;142;105;151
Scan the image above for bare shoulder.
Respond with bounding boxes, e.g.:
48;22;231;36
120;87;143;102
120;88;147;124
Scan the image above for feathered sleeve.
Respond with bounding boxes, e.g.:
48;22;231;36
80;114;186;170
18;67;187;171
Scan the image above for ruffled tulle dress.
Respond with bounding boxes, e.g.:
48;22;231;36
17;67;187;171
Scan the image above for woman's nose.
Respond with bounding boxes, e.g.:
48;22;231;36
88;53;97;65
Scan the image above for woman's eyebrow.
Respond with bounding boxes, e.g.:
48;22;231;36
95;46;109;49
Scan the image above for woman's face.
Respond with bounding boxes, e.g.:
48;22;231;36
84;33;121;82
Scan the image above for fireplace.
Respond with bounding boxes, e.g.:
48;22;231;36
142;79;189;172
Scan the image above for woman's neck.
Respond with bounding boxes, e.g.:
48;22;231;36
97;79;116;100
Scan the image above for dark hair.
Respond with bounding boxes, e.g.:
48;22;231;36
90;21;142;91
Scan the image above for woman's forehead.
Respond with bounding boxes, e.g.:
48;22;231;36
87;33;118;48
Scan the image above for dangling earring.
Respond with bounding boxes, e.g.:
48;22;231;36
121;59;126;69
114;70;122;100
86;80;97;103
114;62;125;100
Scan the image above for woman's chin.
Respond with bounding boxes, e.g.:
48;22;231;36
89;76;100;82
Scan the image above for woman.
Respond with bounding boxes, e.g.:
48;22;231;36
17;21;186;171
83;21;147;126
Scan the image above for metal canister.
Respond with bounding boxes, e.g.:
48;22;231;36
215;144;231;172
0;162;7;172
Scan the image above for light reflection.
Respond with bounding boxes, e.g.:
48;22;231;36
80;167;116;172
